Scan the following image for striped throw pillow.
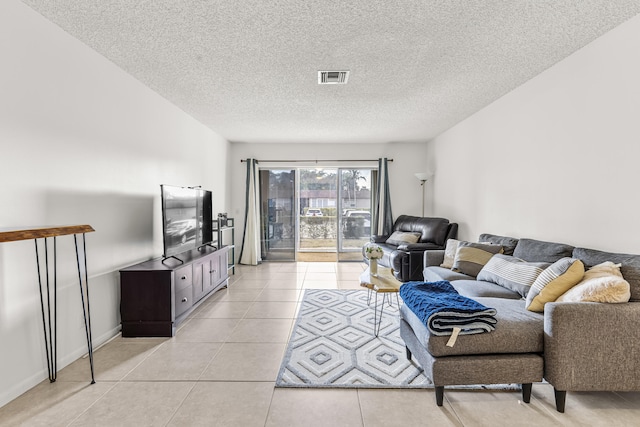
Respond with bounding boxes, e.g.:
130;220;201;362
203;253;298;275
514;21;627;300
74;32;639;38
526;258;585;312
452;241;503;277
477;254;549;297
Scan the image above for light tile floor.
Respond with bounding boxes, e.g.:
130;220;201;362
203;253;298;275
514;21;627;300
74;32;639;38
2;261;640;426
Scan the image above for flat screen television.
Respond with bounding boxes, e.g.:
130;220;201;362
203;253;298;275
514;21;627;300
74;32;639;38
161;184;213;258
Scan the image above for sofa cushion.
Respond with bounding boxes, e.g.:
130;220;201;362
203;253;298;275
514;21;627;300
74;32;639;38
450;280;522;299
440;239;460;268
423;266;474;283
525;258;584;312
513;238;574;263
479;234;519;256
556;261;630;304
385;231;421;246
400;297;543;357
423;250;445;267
452;241;503;277
477;254;549;298
573;247;640;302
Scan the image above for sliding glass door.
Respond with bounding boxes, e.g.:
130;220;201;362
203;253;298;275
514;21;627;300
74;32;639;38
259;166;374;261
338;169;372;261
259;169;296;261
298;168;338;261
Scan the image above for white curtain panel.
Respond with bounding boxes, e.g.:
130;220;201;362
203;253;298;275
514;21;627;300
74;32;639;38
239;158;262;265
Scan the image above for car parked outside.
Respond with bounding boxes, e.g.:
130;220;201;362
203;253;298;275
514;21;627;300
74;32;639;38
343;210;371;238
306;208;323;217
345;210;370;227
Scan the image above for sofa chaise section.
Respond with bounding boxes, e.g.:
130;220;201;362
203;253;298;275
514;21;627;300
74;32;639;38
400;296;544;405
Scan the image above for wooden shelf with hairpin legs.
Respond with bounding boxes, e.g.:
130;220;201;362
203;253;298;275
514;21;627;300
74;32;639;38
0;225;96;384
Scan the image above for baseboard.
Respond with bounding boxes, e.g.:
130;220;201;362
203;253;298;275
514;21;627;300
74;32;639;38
57;325;122;367
0;325;121;409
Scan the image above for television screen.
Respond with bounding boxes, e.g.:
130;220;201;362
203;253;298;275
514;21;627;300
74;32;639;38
161;185;213;257
198;189;213;246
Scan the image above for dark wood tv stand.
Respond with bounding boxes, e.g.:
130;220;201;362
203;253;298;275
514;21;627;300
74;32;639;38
119;245;230;337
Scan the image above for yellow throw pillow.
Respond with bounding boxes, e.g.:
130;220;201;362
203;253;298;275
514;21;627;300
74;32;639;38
526;258;584;312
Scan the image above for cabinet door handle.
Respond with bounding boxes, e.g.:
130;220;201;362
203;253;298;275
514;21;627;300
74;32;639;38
210;270;216;273
182;297;188;303
181;276;187;280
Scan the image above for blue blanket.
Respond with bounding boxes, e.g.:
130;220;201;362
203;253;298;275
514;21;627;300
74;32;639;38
400;281;497;336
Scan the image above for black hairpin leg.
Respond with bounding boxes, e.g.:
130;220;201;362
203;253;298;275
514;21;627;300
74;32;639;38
75;234;95;384
374;292;388;337
33;234;95;384
373;291;379;335
34;237;57;382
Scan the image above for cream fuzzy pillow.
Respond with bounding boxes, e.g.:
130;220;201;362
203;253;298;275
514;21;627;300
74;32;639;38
556;261;631;303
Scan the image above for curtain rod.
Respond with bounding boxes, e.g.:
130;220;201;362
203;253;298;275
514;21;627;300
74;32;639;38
240;159;393;163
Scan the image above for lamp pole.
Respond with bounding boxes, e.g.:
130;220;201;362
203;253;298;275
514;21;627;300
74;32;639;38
414;172;429;217
420;179;426;217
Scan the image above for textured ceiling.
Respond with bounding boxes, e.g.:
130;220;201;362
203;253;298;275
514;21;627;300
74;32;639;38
22;1;640;144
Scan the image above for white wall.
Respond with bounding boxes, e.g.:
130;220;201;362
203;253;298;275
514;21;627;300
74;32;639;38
428;14;640;254
0;1;229;407
229;141;431;258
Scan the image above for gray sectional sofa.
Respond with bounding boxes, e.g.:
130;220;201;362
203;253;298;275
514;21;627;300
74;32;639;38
399;233;640;412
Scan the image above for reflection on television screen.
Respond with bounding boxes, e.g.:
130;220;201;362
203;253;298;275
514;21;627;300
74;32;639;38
161;185;213;258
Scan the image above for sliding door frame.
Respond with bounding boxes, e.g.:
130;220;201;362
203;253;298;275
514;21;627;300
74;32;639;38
258;164;377;262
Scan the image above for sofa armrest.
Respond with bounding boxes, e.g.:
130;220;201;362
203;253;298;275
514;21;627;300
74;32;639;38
371;235;389;244
398;243;444;252
544;302;640;392
423;250;445;267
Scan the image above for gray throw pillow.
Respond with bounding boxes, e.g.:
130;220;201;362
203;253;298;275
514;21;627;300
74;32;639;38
452;241;503;277
479;234;519;256
512;238;574;263
573;247;640;302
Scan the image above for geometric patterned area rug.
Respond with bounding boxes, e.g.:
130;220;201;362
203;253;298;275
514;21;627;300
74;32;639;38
276;289;433;388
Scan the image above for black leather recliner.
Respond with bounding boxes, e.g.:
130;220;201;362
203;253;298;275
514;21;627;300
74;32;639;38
365;215;458;282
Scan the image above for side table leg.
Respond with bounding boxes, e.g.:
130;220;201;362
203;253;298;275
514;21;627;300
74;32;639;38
74;234;96;384
373;292;388;337
373;291;379;336
34;237;57;382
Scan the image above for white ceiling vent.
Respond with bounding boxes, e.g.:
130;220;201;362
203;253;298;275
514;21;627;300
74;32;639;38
318;71;349;84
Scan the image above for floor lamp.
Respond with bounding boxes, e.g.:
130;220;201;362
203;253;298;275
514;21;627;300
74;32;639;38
415;172;429;217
